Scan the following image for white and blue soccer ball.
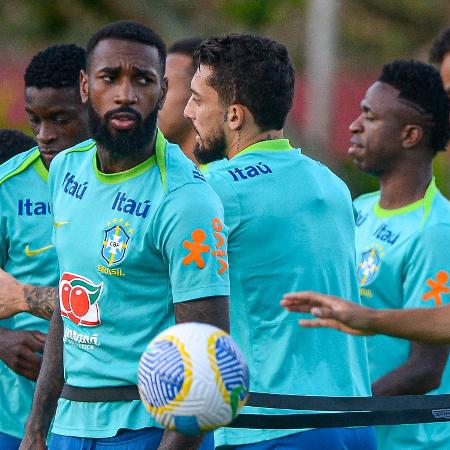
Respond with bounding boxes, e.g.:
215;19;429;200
138;322;249;435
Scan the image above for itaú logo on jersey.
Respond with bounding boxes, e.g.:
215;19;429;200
59;272;103;326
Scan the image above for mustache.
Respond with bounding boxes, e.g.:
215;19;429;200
104;106;142;123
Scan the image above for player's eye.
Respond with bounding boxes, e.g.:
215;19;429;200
137;77;153;85
27;114;40;125
101;75;114;83
55;116;72;125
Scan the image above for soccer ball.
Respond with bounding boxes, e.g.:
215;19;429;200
138;322;249;435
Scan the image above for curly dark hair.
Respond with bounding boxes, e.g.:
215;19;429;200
168;37;203;76
86;21;166;76
24;44;85;90
195;33;295;131
429;27;450;65
0;129;36;164
379;59;450;153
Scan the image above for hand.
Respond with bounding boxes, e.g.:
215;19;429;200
281;291;376;336
0;268;27;319
19;433;47;450
0;328;46;380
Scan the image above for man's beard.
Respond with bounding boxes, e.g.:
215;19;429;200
88;101;158;157
193;128;227;164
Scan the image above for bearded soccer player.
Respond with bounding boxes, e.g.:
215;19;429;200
184;34;374;449
284;60;450;450
20;21;229;450
158;37;202;162
0;130;36;165
0;45;88;450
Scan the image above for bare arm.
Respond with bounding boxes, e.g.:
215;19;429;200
20;303;64;450
0;267;57;320
371;341;449;395
281;291;450;344
158;295;229;450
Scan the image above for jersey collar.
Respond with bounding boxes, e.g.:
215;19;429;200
93;131;163;184
373;177;438;224
230;138;294;160
32;153;49;182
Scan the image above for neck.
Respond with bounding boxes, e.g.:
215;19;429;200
96;131;157;174
227;129;284;159
378;159;432;209
179;131;197;163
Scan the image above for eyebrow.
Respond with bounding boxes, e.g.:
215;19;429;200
97;66;157;76
190;87;201;97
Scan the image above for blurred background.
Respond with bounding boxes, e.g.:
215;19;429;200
0;0;449;197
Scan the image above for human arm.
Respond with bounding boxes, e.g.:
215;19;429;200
281;290;450;344
158;295;229;450
20;303;64;450
0;268;57;320
0;327;46;380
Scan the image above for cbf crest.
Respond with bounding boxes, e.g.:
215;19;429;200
101;219;134;266
357;244;384;286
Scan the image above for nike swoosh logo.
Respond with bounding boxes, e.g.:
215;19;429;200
25;244;54;257
55;221;70;228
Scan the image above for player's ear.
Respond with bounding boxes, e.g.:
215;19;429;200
80;70;89;104
159;76;168;110
401;124;423;149
227;104;245;131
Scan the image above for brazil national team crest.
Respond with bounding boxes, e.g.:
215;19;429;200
60;272;103;326
357;245;384;286
101;219;133;266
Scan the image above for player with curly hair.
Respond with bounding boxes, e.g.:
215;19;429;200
284;59;450;450
185;33;374;449
0;44;89;449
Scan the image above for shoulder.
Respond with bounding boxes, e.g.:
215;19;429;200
0;147;40;186
49;139;96;175
424;190;450;226
157;132;208;194
353;191;380;208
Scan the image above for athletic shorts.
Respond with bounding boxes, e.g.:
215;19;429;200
219;427;377;449
49;427;214;449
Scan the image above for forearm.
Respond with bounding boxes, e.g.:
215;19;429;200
23;285;58;320
369;307;449;344
372;341;448;396
24;306;64;442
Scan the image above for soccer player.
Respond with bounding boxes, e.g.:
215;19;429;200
20;21;229;450
0;130;36;165
430;26;450;98
158;37;203;162
284;60;450;450
0;45;88;450
184;34;374;449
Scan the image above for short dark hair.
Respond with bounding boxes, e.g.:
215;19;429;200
195;33;295;131
378;59;450;153
24;44;85;90
429;27;450;65
0;129;36;164
168;37;203;75
86;21;166;76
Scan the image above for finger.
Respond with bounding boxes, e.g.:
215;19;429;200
299;318;342;330
29;331;47;345
26;333;46;353
281;303;316;313
282;291;336;308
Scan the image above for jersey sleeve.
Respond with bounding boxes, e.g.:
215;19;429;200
153;182;230;303
403;224;450;309
206;171;241;235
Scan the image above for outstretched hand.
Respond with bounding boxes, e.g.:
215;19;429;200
281;291;376;336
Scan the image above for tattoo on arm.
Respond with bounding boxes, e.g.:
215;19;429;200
23;286;58;320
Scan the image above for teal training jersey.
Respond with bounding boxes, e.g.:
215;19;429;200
206;139;371;447
354;178;450;450
0;148;55;439
48;131;230;438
